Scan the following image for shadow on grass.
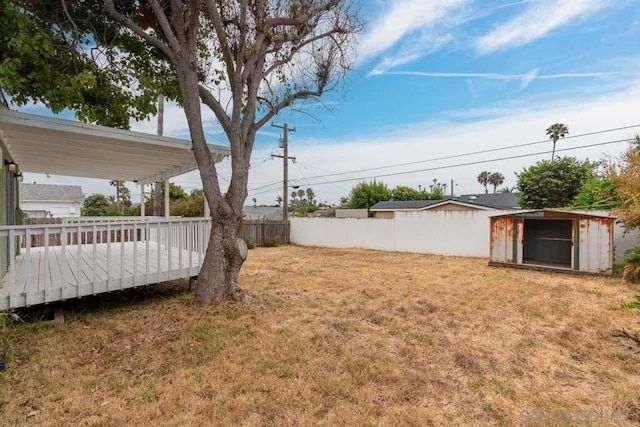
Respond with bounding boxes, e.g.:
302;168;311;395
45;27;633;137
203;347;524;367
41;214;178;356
9;279;194;324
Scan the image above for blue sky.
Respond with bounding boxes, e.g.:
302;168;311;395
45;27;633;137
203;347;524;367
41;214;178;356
19;0;640;205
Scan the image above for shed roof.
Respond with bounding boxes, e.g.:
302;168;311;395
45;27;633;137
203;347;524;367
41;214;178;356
0;109;230;185
20;183;83;202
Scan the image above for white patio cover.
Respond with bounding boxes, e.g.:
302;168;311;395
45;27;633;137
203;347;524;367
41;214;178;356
0;109;229;184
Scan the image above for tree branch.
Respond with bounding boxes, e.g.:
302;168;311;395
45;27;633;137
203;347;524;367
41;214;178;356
148;0;182;51
255;89;323;130
102;0;175;62
198;84;232;136
203;0;237;91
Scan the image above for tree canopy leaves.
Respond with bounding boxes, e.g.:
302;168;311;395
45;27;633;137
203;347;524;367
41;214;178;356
344;181;390;212
0;0;178;128
516;157;595;209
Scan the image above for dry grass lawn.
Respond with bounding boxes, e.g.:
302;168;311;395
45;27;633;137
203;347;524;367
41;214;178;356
1;246;640;426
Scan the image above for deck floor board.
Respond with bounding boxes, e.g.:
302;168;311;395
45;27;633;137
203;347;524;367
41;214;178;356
0;241;202;309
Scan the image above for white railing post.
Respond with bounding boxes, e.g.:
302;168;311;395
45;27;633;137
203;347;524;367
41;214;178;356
178;222;183;276
145;222;150;283
8;229;15;307
167;220;172;280
164;179;170;219
120;223;125;288
140;183;146;218
25;228;32;306
156;222;161;283
107;224;111;291
44;227;50;301
92;225;97;294
76;225;82;297
188;220;193;273
61;225;67;300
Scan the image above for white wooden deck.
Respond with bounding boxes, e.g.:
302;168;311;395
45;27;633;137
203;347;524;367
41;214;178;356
0;241;202;310
0;218;210;310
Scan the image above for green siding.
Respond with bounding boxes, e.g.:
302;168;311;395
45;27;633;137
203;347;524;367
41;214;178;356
1;140;19;277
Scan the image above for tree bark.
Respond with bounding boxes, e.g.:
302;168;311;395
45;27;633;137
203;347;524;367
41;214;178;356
195;215;246;304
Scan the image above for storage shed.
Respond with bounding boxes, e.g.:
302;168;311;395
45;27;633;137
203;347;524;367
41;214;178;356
489;210;614;275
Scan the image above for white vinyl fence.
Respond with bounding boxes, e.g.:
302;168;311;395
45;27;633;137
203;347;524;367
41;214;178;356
291;210;639;261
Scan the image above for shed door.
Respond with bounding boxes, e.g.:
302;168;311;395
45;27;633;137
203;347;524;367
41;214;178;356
523;219;572;267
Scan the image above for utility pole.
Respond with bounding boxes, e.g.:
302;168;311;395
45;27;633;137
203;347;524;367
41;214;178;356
271;123;296;221
153;95;164;216
450;179;455;196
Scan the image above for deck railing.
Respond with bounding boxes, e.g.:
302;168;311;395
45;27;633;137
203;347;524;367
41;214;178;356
0;218;211;309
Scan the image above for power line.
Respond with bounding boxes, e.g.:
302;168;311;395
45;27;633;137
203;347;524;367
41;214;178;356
289;124;640;183
247;123;640;194
247;137;632;197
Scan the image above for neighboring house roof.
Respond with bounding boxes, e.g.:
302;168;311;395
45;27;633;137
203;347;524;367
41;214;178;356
370;193;520;211
454;193;520;210
371;200;441;210
20;183;83;202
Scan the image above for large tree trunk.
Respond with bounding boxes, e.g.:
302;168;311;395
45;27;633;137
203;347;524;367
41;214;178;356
195;214;247;305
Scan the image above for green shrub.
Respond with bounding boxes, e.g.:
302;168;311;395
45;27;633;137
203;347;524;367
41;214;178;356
621;245;640;283
263;236;281;247
621;295;640;310
246;240;256;250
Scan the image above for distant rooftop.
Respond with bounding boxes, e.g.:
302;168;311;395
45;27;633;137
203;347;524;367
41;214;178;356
20;183;83;202
370;193;520;211
243;206;283;220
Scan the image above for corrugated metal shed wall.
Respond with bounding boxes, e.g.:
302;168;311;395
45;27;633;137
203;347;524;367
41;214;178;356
490;216;514;264
578;218;613;273
490;213;614;274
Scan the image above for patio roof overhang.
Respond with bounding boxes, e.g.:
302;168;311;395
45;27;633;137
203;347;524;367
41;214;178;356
0;109;230;185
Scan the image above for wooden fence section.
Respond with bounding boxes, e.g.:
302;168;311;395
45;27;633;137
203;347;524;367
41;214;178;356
239;220;290;246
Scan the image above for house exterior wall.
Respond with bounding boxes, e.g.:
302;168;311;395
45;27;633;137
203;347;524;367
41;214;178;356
21;200;82;218
335;209;369;218
0;140;20;276
373;211;394;219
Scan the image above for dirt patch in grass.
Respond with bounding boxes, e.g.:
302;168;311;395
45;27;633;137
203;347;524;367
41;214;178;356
1;246;639;425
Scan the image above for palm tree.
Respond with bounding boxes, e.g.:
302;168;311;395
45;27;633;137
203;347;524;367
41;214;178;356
109;180;124;214
488;172;505;194
546;123;569;161
276;195;283;207
477;171;491;194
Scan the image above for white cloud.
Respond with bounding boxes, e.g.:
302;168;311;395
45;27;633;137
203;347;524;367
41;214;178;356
19;80;640;206
370;68;613;90
370;33;453;74
358;0;469;64
244;80;640;205
476;0;614;54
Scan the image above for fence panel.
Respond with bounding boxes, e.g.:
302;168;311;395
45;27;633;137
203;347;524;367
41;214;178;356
238;220;290;246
